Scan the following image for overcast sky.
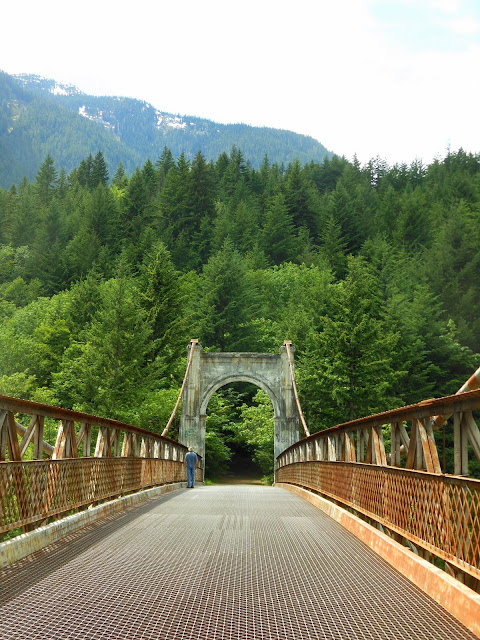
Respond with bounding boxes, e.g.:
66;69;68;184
1;0;479;166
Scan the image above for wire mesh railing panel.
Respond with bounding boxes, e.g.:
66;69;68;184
276;461;480;580
0;458;187;534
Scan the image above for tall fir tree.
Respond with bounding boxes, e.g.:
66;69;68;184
260;193;297;265
35;155;58;206
91;151;109;188
197;239;259;351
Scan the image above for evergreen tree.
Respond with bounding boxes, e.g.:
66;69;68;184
56;168;69;199
27;199;66;293
197;239;259;351
54;269;153;420
185;151;216;267
327;183;359;252
302;256;399;428
91;151;109;187
424;201;480;351
85;184;120;248
140;242;185;369
157;154;191;266
283;160;319;237
319;214;347;278
112;162;128;189
142;159;157;198
64;269;103;335
64;227;101;283
219;146;248;199
76;154;94;189
392;186;432;249
155;147;175;190
121;167;149;238
260;193;297;265
35;155;57;206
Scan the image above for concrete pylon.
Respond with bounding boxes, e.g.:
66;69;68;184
179;344;300;467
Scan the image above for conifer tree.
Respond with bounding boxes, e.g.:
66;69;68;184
319;214;347;278
112;162;128;189
185;151;216;267
157;154;191;266
142;159;157;198
86;184;120;247
55;267;153;420
56;168;69;199
121;168;148;238
155;147;175;190
303;256;399;428
197;239;259;351
283;159;319;237
76;155;94;189
140;242;184;367
261;193;297;265
91;151;109;187
35;155;57;206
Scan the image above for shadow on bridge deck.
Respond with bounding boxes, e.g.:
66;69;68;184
0;485;476;640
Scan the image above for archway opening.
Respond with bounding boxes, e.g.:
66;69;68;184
205;381;274;484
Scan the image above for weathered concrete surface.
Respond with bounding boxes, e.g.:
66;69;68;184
0;485;476;640
179;344;300;463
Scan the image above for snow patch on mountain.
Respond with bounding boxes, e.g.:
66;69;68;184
78;105;115;131
165;116;187;130
14;74;84;96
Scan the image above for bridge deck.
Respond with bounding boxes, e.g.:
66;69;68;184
0;485;476;640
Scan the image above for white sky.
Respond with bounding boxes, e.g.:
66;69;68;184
1;0;479;166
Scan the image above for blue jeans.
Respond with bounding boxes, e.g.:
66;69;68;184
187;467;195;487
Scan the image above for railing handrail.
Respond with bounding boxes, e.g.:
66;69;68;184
278;387;480;458
276;459;480;583
286;458;480;487
0;393;183;447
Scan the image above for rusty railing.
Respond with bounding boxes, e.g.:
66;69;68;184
0;395;202;535
276;389;480;583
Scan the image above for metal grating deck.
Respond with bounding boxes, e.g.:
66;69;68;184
0;485;477;640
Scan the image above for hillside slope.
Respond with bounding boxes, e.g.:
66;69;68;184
0;71;333;187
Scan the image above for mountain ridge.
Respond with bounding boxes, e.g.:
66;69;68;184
0;71;334;187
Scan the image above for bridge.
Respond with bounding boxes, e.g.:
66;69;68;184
1;341;480;639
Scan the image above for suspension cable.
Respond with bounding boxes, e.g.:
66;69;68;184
432;364;480;428
284;340;310;438
161;339;198;437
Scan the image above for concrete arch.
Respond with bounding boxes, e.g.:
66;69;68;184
199;374;281;417
179;344;300;468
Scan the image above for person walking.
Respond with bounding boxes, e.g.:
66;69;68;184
184;447;198;488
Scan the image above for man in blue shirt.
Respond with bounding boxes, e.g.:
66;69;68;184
184;447;198;488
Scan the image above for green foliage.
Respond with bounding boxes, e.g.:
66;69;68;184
302;256;400;428
204;393;234;479
235;390;274;474
53;270;154;421
260;193;298;265
197;239;260;352
0;71;332;188
1;143;480;478
139;241;187;375
0;371;36;399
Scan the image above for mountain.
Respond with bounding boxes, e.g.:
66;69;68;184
0;72;142;188
0;71;333;188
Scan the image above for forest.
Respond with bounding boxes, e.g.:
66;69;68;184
1;146;479;480
0;70;331;188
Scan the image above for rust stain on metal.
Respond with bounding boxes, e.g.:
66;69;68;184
0;395;203;535
276;461;480;583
